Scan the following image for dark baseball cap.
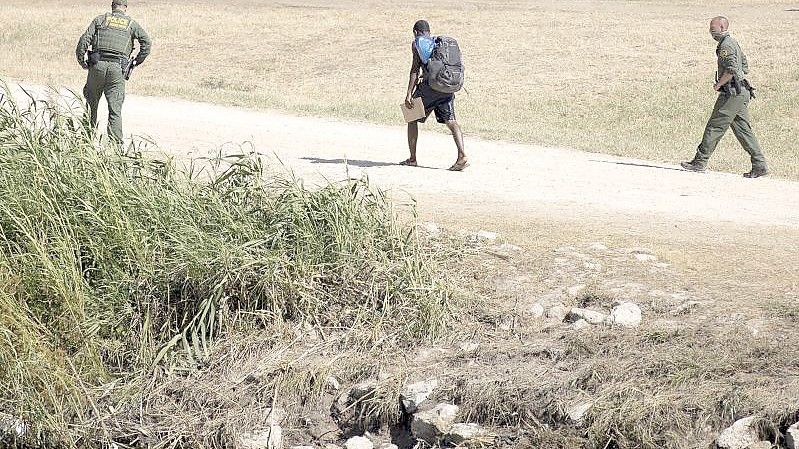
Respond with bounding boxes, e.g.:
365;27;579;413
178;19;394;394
413;20;430;32
112;0;128;6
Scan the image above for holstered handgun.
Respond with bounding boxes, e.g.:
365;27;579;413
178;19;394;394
742;79;756;99
731;75;742;95
123;54;136;81
87;51;101;66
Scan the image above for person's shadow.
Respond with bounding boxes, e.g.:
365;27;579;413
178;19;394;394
301;157;440;170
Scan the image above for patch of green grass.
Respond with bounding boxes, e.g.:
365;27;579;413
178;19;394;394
0;86;456;448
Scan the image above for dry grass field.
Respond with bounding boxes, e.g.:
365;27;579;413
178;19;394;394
1;0;797;177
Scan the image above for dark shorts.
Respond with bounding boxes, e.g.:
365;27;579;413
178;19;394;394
412;82;456;124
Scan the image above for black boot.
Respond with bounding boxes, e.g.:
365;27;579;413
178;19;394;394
743;166;769;178
680;160;706;172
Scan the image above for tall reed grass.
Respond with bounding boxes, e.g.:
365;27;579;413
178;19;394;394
0;86;453;448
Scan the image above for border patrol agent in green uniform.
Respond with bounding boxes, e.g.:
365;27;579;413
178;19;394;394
681;16;768;178
75;0;151;144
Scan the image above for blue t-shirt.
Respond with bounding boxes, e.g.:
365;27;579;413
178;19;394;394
414;36;435;64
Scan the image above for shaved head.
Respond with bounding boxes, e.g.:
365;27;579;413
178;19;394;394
710;16;729;32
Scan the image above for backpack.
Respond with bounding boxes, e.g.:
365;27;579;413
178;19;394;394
426;36;464;94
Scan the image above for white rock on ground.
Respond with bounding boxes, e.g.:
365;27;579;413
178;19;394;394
419;222;440;236
411;403;460;444
476;230;498;241
606;302;642;328
567;308;606;325
716;416;760;449
447;423;487;446
530;303;545;318
400;379;439;413
634;253;658;262
378;444;399;449
571;319;591;331
344;436;374;449
547;304;569;321
325;375;341;391
0;412;27;438
786;421;799;449
324;445;343;449
239;425;283;449
566;402;593;426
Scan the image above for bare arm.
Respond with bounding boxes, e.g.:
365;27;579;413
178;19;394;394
405;44;422;107
714;71;734;91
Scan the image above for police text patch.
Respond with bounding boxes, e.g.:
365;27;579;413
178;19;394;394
104;16;130;30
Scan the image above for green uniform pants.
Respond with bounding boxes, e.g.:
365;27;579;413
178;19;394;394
694;90;767;169
83;60;126;143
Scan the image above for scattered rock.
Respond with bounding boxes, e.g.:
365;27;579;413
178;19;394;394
716;416;759;449
530;303;546;318
458;341;480;353
567;308;606;325
547;304;569;321
419;222;440;236
290;446;315;449
747;442;771;449
567;284;586;297
566;402;593;426
411;403;459;444
378;444;398;449
588;242;608;251
239;425;283;449
447;423;489;446
400;379;438;413
606;302;642;328
325;375;341;391
634;253;658;262
571;319;591;331
655;262;672;269
786;421;799;449
344;436;374;449
476;230;498;241
0;412;27;438
349;382;378;401
324;445;344;449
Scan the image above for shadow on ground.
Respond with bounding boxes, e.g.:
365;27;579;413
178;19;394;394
301;157;440;170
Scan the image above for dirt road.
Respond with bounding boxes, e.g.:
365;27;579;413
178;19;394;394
112;94;799;230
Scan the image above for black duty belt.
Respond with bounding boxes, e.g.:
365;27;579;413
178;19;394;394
99;54;126;62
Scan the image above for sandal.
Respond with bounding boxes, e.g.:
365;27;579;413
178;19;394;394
448;161;469;171
399;158;418;167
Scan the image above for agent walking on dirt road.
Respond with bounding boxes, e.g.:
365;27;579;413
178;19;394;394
402;20;468;171
681;16;768;178
76;0;151;144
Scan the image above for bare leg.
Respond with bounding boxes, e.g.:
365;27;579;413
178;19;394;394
446;120;467;165
406;121;418;163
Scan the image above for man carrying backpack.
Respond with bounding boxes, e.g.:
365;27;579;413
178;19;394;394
402;20;468;171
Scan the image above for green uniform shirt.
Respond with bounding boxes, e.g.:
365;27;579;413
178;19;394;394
716;34;748;81
76;11;151;65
